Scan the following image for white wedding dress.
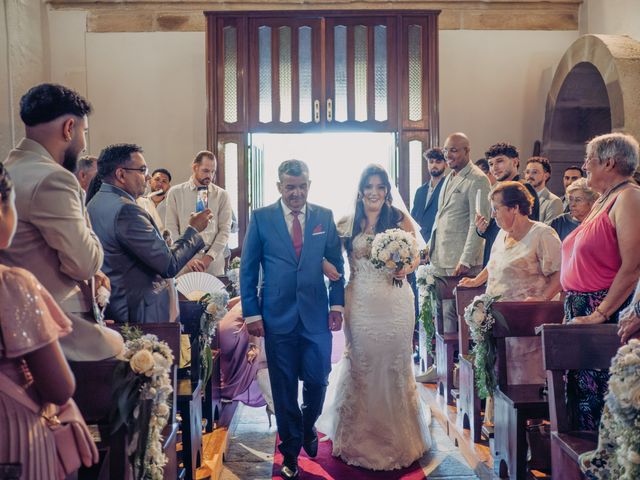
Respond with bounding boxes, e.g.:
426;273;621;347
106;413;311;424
318;233;431;470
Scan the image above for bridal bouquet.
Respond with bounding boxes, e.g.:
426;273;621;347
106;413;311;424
197;289;230;384
580;339;640;479
463;294;503;399
370;228;419;287
111;326;174;480
416;264;437;359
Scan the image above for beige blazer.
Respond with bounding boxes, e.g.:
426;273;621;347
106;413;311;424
428;161;491;273
164;178;233;276
0;138;123;361
538;187;564;224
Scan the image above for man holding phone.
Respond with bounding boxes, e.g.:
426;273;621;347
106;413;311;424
165;150;233;275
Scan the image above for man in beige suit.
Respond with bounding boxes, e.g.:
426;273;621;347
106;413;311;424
428;133;491;332
0;83;123;361
165;151;232;276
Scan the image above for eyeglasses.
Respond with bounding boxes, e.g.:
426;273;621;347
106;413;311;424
121;166;149;176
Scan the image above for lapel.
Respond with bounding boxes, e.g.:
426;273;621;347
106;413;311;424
424;179;443;212
440;165;472;211
271;201;298;263
298;203;317;266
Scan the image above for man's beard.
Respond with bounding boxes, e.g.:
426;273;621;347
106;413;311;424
62;149;78;173
430;169;445;178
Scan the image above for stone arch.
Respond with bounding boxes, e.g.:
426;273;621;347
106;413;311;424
541;34;640;193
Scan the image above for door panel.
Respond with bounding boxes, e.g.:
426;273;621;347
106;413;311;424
249;18;323;132
325;17;397;131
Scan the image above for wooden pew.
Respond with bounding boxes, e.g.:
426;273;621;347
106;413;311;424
454;284;486;443
541;323;619;480
177;301;205;480
72;322;181;480
491;301;564;479
434;276;460;406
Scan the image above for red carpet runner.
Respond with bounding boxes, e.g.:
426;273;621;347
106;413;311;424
271;434;427;480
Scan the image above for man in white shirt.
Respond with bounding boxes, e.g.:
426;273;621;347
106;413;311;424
165;151;232;276
525;156;564;223
137;167;172;232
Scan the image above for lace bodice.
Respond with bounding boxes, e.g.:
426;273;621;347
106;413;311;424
348;233;389;281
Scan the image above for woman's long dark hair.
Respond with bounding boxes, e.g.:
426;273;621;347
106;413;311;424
346;164;404;254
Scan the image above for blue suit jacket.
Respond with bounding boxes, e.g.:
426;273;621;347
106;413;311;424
410;180;444;243
240;201;345;335
87;183;204;324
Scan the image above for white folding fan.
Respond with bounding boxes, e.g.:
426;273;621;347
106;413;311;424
176;272;226;301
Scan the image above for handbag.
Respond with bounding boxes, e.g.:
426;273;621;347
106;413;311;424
0;370;99;478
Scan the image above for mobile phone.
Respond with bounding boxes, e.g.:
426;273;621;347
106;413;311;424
196;187;208;213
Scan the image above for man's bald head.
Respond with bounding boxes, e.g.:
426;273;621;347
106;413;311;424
443;132;471;172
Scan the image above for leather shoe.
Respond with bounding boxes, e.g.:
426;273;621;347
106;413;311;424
281;456;299;479
303;431;319;458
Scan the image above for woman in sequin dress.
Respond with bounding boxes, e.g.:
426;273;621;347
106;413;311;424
0;164;77;479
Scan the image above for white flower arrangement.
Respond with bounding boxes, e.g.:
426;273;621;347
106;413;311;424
463;294;502;399
416;264;437;359
197;289;230;384
581;339;640;479
112;328;174;480
226;257;241;296
370;228;419;287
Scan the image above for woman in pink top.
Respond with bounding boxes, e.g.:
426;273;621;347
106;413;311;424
561;133;640;432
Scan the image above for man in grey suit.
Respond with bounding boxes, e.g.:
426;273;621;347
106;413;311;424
525;156;564;223
87;144;211;324
428;132;491;333
0;83;123;361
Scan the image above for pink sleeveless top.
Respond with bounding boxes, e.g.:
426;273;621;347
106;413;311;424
561;193;622;292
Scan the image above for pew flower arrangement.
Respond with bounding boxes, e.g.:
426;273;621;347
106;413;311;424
463;294;504;399
226;256;241;297
581;338;640;480
111;326;174;480
198;289;230;384
370;228;419;287
416;264;437;360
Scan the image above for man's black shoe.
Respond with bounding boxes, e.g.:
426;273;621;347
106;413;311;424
303;432;319;458
281;456;299;479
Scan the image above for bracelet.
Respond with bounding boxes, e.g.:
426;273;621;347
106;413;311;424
595;306;608;321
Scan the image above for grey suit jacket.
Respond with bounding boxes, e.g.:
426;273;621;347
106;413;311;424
0;139;125;361
538;187;564;224
88;183;205;324
428;161;491;273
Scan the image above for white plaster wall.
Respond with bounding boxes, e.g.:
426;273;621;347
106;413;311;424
0;0;49;160
439;30;579;159
580;0;640;41
84;32;207;183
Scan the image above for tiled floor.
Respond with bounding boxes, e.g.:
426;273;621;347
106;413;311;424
220;399;479;480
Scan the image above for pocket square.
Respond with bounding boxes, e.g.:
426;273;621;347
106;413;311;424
312;224;326;235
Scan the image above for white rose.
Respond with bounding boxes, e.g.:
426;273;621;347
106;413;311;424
379;250;390;261
206;302;218;315
472;307;485;325
152;352;170;370
628;384;640;409
156;403;170;417
627;450;640;465
130;349;154;374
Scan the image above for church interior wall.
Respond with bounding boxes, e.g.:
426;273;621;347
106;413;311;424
0;1;639;182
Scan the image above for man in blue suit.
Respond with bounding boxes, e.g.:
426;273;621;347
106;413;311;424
410;147;447;244
240;160;345;479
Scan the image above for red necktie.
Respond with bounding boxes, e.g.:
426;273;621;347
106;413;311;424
291;211;303;258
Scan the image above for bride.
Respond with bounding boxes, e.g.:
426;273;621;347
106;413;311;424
319;164;431;470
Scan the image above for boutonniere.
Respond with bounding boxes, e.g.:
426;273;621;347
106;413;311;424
312;224;326;236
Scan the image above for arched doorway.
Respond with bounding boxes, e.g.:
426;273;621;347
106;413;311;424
541;34;640;194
